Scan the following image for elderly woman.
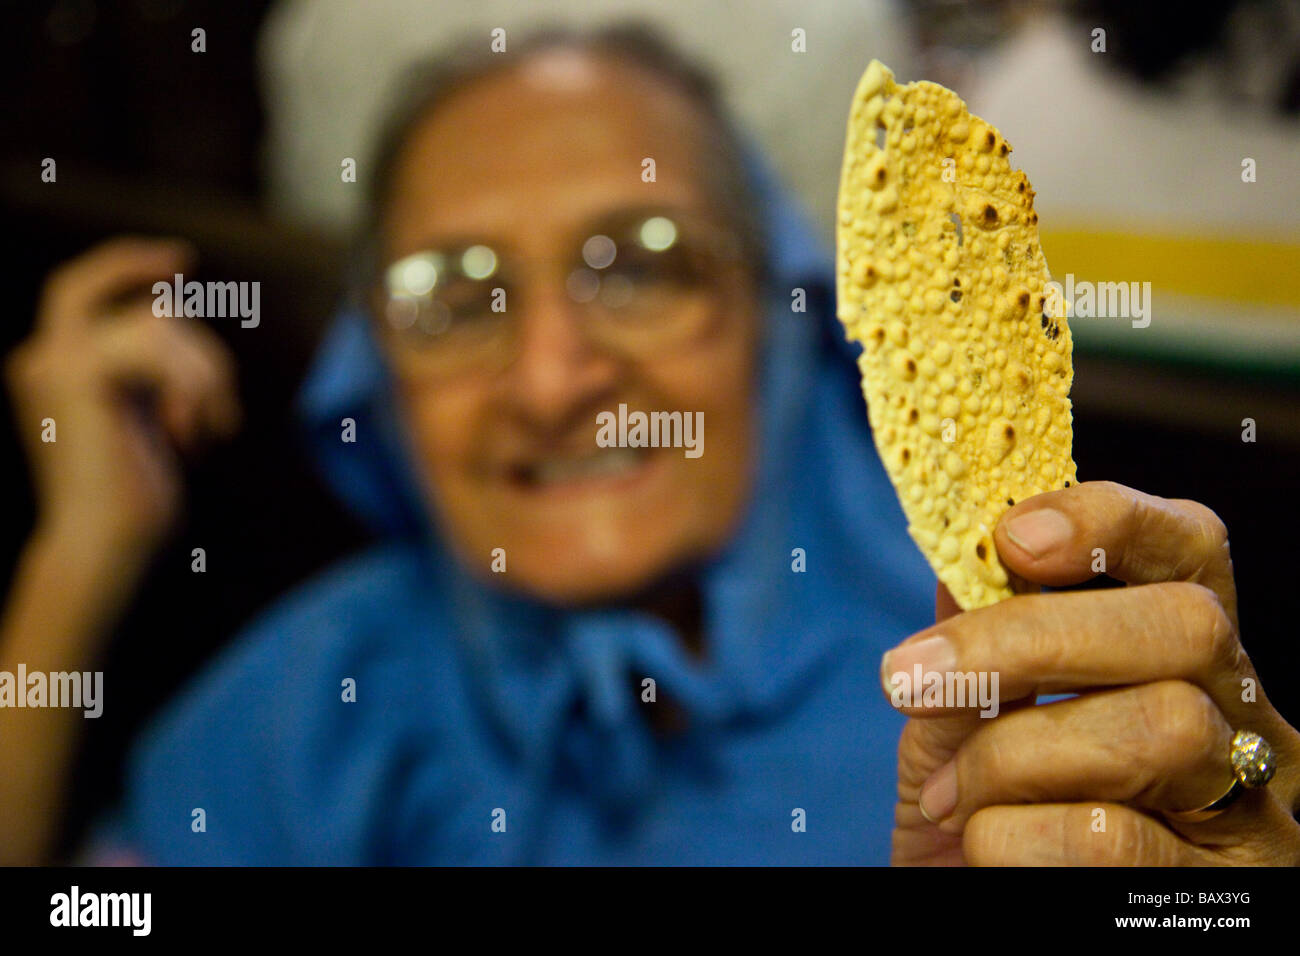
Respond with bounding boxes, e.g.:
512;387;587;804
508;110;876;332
3;25;1297;865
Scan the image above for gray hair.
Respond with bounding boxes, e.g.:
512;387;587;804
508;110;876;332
350;20;772;307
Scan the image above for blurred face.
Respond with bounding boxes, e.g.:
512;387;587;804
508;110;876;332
376;49;760;605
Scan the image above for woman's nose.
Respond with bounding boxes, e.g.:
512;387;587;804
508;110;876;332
502;274;622;430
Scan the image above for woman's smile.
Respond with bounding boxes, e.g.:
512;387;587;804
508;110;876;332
506;444;654;492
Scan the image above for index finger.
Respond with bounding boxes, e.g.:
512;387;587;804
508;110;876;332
38;236;195;337
993;480;1237;628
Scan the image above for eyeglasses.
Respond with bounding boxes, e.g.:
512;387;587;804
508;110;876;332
374;207;746;380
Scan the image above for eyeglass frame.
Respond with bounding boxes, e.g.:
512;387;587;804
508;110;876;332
367;203;756;380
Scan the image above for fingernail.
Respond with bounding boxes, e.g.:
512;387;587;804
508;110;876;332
919;760;958;824
881;635;956;695
1005;508;1072;558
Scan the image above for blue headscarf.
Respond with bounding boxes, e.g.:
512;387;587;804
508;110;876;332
95;131;935;864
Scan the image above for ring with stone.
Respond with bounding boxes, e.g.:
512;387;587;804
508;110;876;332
1163;729;1277;823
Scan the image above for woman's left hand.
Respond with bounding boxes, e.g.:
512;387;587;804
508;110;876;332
884;480;1300;865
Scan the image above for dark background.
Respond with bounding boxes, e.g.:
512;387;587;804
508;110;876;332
2;1;1297;859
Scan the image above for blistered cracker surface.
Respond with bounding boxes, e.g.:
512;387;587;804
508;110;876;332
835;59;1078;610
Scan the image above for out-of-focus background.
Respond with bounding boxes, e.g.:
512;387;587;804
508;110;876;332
2;0;1298;858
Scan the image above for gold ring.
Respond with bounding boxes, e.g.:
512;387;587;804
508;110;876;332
1164;729;1277;823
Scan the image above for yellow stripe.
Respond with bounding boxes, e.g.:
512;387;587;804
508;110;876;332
1038;229;1300;309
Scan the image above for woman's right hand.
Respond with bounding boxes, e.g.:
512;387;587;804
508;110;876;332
1;236;241;864
6;236;241;569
